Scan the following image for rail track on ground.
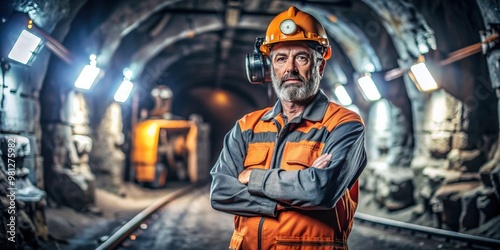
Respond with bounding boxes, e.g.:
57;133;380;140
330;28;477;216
354;212;500;250
95;183;500;250
95;182;203;250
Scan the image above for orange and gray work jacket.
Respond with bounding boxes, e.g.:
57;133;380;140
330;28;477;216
210;90;367;250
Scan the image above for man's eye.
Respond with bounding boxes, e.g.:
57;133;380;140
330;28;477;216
296;56;309;64
276;57;285;62
297;56;308;61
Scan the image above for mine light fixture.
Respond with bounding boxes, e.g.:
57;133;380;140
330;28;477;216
2;12;73;66
383;28;499;91
334;84;353;106
3;14;43;66
74;54;101;90
114;68;134;103
357;73;381;102
8;28;42;65
409;56;438;92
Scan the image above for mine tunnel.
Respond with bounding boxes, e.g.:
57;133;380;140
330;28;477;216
1;0;500;249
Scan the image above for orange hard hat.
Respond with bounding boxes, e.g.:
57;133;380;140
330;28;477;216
260;6;331;60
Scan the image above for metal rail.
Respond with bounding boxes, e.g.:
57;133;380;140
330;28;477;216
355;212;500;249
95;182;202;250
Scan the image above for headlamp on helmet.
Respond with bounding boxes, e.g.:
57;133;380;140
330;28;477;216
279;19;297;35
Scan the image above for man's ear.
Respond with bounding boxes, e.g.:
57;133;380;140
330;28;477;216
319;59;326;77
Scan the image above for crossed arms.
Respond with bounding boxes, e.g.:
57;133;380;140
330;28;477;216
209;121;366;217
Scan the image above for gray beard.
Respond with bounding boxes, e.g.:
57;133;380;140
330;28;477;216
271;66;320;102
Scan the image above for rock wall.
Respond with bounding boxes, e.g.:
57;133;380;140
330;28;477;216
359;0;500;236
88;103;126;195
0;1;73;248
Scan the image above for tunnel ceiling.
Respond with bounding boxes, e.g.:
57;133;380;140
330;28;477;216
11;0;455;116
39;0;400;109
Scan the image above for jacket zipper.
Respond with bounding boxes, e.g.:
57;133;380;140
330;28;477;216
258;120;290;250
257;119;287;250
257;217;266;250
268;119;282;170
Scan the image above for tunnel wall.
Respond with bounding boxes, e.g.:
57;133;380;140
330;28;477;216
357;0;500;234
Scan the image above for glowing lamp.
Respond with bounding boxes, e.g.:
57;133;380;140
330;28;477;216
409;62;438;92
74;54;100;90
357;74;381;102
114;68;134;102
7;29;43;65
334;84;352;106
114;80;133;102
1;12;46;66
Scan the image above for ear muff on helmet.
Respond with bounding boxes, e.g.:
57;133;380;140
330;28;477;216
245;37;271;85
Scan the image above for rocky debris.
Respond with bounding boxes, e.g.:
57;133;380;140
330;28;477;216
461;186;500;231
427;131;452;159
479;158;500;196
447;149;486;173
0;135;47;249
363;160;415;211
43;124;96;211
430;180;480;231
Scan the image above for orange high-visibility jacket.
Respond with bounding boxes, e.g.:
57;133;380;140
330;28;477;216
210;90;367;250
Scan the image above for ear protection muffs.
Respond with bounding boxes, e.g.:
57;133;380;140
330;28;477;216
245;38;271;85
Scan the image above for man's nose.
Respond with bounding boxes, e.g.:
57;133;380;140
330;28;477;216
285;59;297;73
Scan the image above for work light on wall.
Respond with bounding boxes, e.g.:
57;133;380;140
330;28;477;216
408;56;438;92
357;73;382;102
334;84;353;106
2;13;44;66
74;54;101;90
1;11;73;68
114;68;134;103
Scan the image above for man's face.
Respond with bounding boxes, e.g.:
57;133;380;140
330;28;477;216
270;41;325;102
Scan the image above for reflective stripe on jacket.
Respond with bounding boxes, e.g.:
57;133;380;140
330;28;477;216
210;90;367;250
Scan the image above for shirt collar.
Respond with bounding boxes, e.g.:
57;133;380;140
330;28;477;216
261;89;329;122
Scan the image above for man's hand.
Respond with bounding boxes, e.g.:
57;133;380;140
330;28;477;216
276;203;286;211
311;153;332;169
238;169;252;185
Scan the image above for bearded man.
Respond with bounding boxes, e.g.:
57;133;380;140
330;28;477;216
210;6;367;250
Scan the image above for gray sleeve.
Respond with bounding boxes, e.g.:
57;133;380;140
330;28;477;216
247;121;366;210
209;122;278;217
